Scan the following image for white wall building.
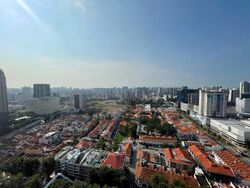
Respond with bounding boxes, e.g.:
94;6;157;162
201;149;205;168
144;104;151;112
26;97;60;115
180;102;193;112
236;98;250;115
199;90;227;118
39;131;62;146
210;119;250;147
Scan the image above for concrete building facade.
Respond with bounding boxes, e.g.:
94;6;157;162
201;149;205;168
0;69;9;127
33;84;51;98
26;97;60;115
210;119;250;147
199;90;227;118
74;94;87;110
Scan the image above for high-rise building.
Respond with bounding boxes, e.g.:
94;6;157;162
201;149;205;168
198;90;227;118
17;87;33;104
236;98;250;115
33;84;50;98
135;88;144;100
239;81;250;99
177;87;199;104
228;88;239;104
74;94;87;110
236;82;250;116
188;93;199;106
0;69;9;127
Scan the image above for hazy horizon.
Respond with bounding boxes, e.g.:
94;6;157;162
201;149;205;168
1;0;250;88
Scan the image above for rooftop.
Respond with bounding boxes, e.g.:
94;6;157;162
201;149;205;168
56;148;107;168
101;152;126;169
188;145;234;177
164;147;194;167
139;135;177;143
211;119;250;132
135;163;199;188
216;150;250;180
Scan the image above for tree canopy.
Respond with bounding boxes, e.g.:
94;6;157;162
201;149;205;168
150;174;168;188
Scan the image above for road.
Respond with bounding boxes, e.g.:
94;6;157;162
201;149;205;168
0;119;43;141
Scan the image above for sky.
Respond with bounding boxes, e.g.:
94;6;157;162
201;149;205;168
0;0;250;88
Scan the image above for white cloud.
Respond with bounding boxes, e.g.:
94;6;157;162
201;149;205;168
15;0;50;32
73;0;88;11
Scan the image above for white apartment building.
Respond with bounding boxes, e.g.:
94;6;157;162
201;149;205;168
236;98;250;115
39;131;62;146
199;90;227;118
26;97;60;115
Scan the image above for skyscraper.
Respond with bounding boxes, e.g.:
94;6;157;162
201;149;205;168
199;89;227;118
236;81;250;116
239;81;250;99
33;84;50;98
228;88;239;104
74;94;87;110
0;69;9;127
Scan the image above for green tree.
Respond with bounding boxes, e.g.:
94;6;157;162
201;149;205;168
172;179;185;188
23;158;40;177
42;157;56;179
129;124;138;139
89;167;129;188
96;137;106;150
50;179;70;188
4;157;24;175
139;116;148;124
112;138;119;152
24;174;41;188
119;126;129;137
3;157;40;177
69;181;85;188
159;124;177;136
8;173;25;188
150;174;168;188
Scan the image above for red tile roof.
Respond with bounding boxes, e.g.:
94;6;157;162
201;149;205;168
88;120;109;139
122;143;132;158
139;135;177;144
165;147;194;167
101;152;126;169
137;150;150;161
216;150;250;180
75;140;96;149
135;163;199;188
120;121;130;127
188;145;234;177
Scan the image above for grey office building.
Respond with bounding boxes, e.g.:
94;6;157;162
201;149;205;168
33;84;51;98
0;69;9;127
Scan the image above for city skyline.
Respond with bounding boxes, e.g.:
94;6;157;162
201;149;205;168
1;0;250;88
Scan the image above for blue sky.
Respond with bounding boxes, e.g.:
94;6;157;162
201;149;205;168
0;0;250;88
